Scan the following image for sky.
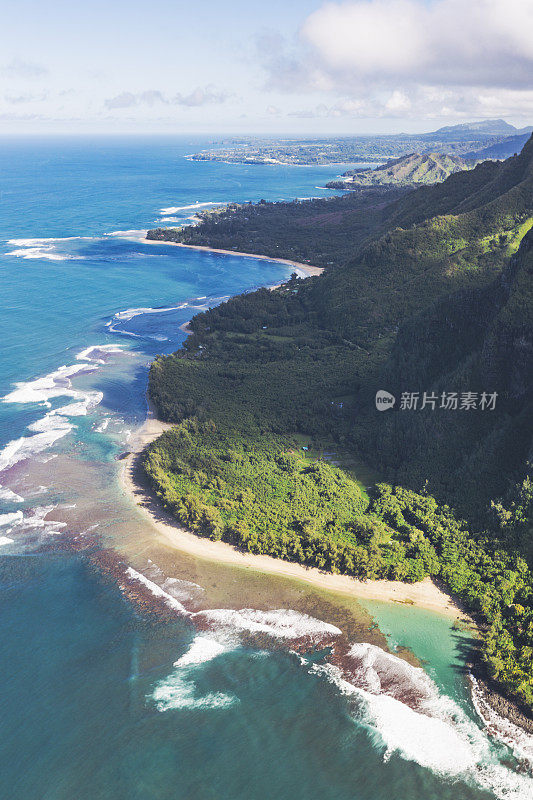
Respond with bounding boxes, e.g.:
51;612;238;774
1;0;532;135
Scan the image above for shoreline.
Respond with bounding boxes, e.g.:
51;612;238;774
119;414;474;624
143;236;324;278
118;245;471;623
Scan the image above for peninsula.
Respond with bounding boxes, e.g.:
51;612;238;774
140;137;533;718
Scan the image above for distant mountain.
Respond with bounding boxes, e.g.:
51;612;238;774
466;133;532;161
432;118;517;136
326;152;472;189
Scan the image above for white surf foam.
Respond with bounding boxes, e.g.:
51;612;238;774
346;642;437;706
173;636;228;668
0;420;74;474
162;576;205;603
142;562;205;606
0;345;119;475
104;230;148;242
76;344;125;364
0;505;66;539
313;648;532;799
158;202;224;215
0;487;24;503
95;417;110;433
2;363;96;406
470;674;533;764
6;237;88;261
151;634;236;712
192;608;341;639
151;675;235;712
0;511;23;527
125;567;190;614
113;304;188;322
105;303;189;339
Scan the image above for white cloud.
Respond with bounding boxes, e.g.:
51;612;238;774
173;85;229;106
261;0;533;120
4;93;48;105
301;0;533;89
1;58;48;79
105;92;139;110
104;86;229;110
385;90;411;112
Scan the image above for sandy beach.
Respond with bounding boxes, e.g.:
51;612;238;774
119;237;472;624
120;411;473;623
141;234;324;277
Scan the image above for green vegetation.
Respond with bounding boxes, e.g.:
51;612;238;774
146;136;533;711
144;422;533;708
146;185;408;269
326;152;473;190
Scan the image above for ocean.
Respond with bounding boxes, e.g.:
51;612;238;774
0;135;531;799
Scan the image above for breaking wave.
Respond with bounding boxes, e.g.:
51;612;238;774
0;344;125;478
151;634;236;712
193;607;342;640
312;647;533;799
5;237;90;261
158;201;225;215
0;487;24;503
125;562;533;798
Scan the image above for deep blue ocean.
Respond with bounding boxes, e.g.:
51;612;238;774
0;136;531;799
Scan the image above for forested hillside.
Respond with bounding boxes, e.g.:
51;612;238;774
326;152;472;189
145;138;533;711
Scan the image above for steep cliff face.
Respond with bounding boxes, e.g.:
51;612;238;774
368;229;533;526
480;229;533;403
312;138;533;358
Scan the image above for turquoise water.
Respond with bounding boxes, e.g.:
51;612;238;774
0;137;530;799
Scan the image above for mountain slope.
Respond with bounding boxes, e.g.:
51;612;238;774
146;141;533;711
467;133;531;161
326;152;472;189
315;135;533;347
429;118;518;138
147;135;533;517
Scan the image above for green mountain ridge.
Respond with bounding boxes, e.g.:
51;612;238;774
326;152;473;189
146;136;533;711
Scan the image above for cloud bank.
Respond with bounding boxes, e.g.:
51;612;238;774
104;85;230;110
301;0;533;88
263;0;533;119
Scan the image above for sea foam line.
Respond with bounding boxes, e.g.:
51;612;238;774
125;567;190;615
158;202;225;215
5;237;92;262
105;298;213;339
469;673;533;764
0;345;123;476
312;647;532;799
